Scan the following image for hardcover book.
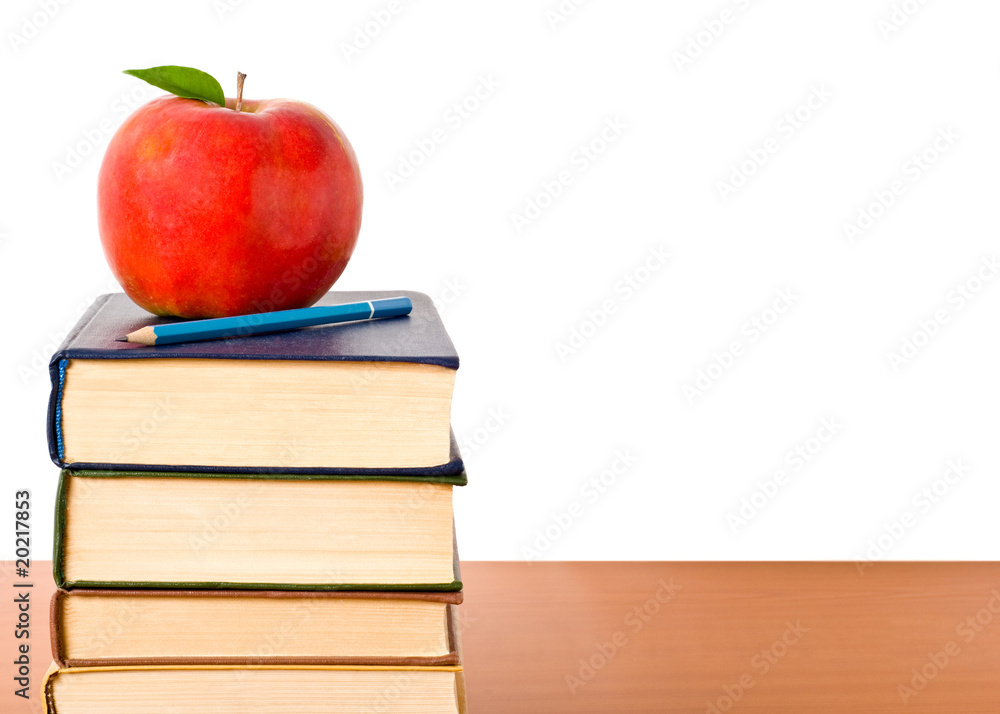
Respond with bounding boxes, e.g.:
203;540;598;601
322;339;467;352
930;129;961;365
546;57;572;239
42;662;468;714
47;290;462;474
54;469;464;591
51;589;463;667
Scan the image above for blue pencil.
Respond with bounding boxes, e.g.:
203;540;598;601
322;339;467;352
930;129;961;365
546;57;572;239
117;297;413;346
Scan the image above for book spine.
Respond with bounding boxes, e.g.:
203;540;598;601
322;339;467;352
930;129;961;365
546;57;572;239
41;661;60;714
52;471;69;589
46;294;113;468
45;357;65;467
53;359;67;463
50;590;65;668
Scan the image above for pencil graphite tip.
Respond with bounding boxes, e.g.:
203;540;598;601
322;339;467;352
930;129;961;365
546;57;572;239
114;337;128;342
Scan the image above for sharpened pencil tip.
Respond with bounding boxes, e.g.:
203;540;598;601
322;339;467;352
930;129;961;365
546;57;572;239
114;337;128;342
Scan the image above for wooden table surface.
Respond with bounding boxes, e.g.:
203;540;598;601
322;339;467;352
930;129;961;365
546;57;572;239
4;561;999;713
459;561;1000;713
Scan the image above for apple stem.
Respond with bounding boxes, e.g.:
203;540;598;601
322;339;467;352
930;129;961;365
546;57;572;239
235;71;246;112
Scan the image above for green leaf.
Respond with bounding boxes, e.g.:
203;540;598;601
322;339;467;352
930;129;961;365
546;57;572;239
123;66;226;107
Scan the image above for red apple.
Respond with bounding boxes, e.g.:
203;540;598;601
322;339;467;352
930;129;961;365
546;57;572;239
98;79;362;318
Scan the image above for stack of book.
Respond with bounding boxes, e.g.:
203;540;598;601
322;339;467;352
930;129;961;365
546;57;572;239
42;290;468;714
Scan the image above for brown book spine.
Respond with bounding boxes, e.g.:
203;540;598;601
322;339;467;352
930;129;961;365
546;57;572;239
50;590;66;669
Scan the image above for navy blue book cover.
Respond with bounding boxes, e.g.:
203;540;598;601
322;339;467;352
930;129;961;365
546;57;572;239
47;290;463;476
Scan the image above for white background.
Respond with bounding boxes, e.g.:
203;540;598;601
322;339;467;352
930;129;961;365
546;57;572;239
2;0;999;562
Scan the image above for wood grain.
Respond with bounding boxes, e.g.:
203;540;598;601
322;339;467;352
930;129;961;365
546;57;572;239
460;562;1000;713
5;562;999;713
2;560;52;714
